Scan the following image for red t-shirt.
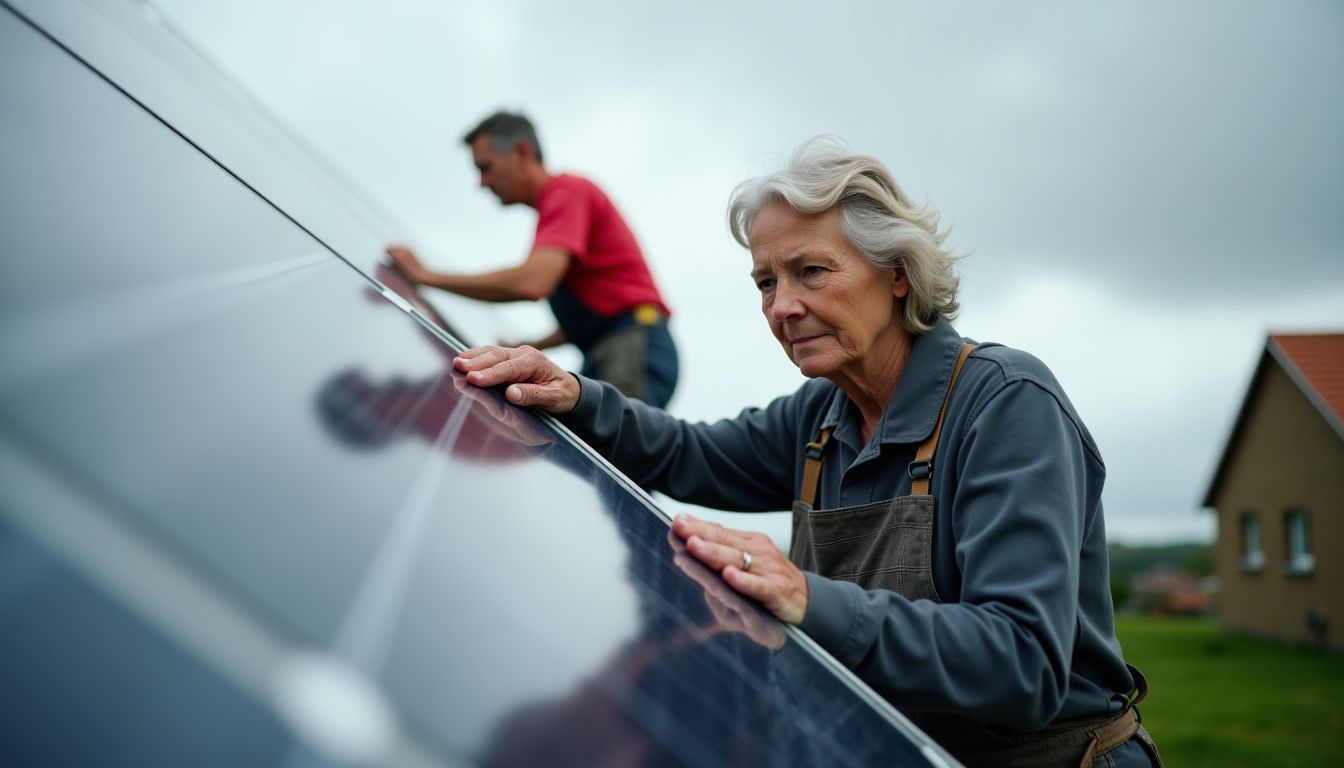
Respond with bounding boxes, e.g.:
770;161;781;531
534;174;670;324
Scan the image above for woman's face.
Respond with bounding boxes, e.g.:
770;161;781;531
749;201;910;382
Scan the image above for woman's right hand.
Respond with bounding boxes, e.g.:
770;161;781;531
454;345;582;414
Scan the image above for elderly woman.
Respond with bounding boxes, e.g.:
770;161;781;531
455;140;1162;767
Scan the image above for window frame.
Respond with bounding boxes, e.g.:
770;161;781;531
1282;507;1315;576
1239;510;1265;573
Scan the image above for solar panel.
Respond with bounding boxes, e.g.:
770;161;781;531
0;2;958;765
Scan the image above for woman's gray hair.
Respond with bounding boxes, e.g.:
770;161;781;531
728;137;960;333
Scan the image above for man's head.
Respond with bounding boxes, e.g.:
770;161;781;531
463;111;547;206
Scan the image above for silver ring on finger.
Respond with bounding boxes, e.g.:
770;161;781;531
742;550;753;572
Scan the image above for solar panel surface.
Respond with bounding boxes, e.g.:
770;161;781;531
0;2;958;765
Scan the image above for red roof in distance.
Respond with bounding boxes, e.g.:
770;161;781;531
1271;334;1344;426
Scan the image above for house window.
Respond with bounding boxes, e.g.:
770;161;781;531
1283;508;1314;576
1240;512;1264;573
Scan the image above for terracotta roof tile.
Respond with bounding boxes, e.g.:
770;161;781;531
1271;333;1344;425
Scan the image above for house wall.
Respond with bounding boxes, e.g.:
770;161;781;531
1213;362;1344;649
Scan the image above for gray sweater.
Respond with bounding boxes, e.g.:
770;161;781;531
560;315;1134;730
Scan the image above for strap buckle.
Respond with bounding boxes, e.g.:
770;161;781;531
907;459;933;480
804;441;826;460
633;303;661;326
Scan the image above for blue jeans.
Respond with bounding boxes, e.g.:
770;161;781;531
580;313;678;409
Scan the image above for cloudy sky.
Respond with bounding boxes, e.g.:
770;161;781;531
149;0;1343;544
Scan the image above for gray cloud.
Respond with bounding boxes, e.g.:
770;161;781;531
151;0;1343;544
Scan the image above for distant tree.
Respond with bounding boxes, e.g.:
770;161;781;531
1110;574;1131;612
1184;547;1214;577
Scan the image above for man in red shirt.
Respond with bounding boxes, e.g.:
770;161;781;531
387;111;678;408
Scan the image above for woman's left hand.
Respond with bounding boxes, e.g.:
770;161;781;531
672;513;809;626
668;531;787;650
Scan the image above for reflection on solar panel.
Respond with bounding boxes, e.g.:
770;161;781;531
0;1;958;765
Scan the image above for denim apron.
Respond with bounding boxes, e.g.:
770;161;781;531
789;344;1161;767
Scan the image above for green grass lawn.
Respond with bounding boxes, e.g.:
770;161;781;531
1116;616;1344;767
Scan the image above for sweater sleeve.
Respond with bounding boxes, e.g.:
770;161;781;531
798;379;1099;730
558;375;801;511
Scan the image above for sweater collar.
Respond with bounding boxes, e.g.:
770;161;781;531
820;315;966;452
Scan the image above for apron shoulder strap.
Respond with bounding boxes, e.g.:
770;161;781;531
798;427;833;508
797;341;976;506
909;341;976;496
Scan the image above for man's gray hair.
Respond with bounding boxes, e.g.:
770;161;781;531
728;138;960;333
463;111;545;163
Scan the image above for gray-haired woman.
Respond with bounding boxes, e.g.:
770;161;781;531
456;139;1162;767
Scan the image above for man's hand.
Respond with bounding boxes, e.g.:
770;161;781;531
672;513;809;626
386;245;429;283
454;345;582;414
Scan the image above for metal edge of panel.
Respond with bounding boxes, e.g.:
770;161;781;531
7;0;409;245
0;0;359;284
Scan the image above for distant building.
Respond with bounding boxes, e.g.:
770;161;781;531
1128;567;1214;616
1204;333;1343;651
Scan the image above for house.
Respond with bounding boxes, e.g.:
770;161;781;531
1203;333;1344;650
